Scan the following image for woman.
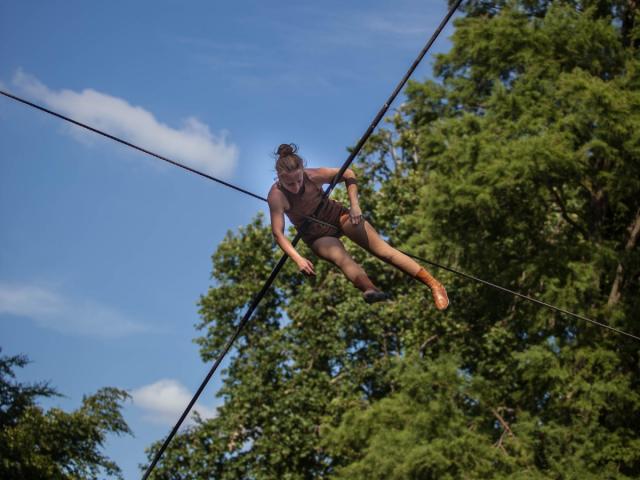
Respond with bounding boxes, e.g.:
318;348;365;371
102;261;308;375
267;143;448;309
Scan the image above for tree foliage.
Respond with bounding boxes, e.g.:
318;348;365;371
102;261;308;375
0;349;132;479
145;1;640;478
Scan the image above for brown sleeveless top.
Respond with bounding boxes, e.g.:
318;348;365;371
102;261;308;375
276;171;348;246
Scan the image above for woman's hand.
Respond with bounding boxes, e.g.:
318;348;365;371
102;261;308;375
295;256;316;276
349;205;363;225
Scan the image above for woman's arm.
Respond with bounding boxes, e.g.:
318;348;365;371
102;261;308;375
267;189;316;275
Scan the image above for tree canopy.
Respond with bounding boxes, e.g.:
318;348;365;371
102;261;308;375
144;1;640;478
0;349;131;479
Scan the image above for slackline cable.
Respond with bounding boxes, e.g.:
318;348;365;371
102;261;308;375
2;89;637;342
174;3;461;477
141;2;463;476
0;89;333;229
397;250;640;341
0;90;268;203
1;0;638;476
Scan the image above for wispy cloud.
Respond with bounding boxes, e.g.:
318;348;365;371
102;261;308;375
304;10;448;51
131;379;219;427
0;282;149;337
175;2;448;91
11;69;238;179
263;3;443;47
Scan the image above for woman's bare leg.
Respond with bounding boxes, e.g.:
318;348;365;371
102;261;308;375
340;219;422;275
311;236;388;303
340;217;449;310
311;236;375;292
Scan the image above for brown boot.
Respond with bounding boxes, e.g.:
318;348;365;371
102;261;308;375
430;283;449;310
414;268;449;310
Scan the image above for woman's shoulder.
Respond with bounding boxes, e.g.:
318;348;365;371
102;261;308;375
267;181;282;199
267;182;289;210
305;167;336;186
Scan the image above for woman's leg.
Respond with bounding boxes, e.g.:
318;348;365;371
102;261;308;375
340;218;421;275
340;217;449;310
311;236;388;303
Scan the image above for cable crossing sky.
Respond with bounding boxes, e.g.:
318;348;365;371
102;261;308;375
0;88;635;343
2;0;638;476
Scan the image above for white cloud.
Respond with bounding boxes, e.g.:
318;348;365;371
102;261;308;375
12;69;238;179
0;282;149;337
131;379;218;427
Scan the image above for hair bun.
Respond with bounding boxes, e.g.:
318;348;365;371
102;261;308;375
274;143;304;174
277;143;297;157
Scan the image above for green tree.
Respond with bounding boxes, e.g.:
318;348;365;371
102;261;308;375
145;0;639;478
329;0;640;477
0;349;132;479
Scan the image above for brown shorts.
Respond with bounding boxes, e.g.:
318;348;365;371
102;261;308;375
300;206;350;247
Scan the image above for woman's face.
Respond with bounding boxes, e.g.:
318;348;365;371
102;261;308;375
278;169;304;194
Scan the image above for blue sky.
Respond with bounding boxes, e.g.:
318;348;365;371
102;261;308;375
0;0;456;477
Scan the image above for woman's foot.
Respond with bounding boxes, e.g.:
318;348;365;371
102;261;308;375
363;289;391;304
414;267;449;310
431;283;449;310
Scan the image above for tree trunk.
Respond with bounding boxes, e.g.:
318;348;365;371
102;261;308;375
607;207;640;306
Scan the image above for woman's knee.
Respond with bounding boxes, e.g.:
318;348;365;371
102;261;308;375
312;237;365;276
334;253;359;271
